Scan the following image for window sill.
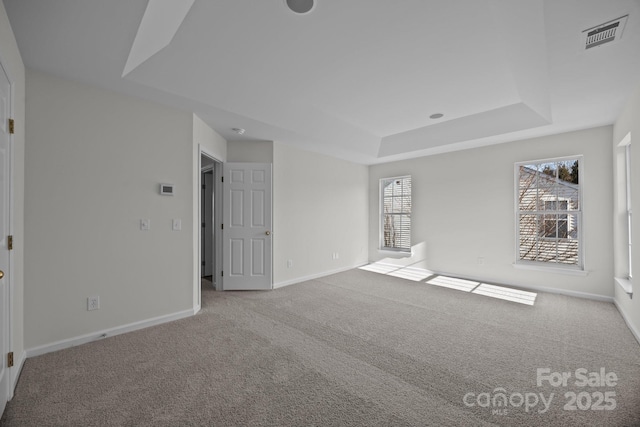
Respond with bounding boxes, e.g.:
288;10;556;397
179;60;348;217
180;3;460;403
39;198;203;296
512;262;589;276
378;249;412;257
615;277;633;297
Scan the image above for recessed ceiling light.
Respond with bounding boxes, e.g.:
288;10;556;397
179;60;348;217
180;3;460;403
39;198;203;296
430;113;444;119
232;128;246;135
285;0;315;15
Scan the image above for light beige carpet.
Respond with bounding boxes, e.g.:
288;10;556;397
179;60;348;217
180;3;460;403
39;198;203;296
2;269;640;426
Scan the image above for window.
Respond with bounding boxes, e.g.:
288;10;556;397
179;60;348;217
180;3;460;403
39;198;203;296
516;157;582;269
623;139;632;279
615;133;632;295
380;176;411;251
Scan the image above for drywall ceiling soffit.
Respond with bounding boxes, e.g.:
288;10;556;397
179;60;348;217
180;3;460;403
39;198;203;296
4;0;640;164
122;0;195;77
123;0;550;161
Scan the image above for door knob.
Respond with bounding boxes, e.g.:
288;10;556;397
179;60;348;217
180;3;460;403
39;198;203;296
0;270;4;279
265;231;271;236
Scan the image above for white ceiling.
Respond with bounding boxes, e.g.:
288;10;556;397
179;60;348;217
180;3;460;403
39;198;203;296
4;0;640;164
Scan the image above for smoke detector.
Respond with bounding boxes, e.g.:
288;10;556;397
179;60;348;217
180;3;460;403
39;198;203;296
581;15;628;50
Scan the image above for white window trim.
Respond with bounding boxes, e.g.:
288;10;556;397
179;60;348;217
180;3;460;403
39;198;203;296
622;139;633;280
617;132;632;296
377;249;413;257
379;175;411;252
514;155;584;271
624;141;633;280
615;277;633;296
513;262;589;276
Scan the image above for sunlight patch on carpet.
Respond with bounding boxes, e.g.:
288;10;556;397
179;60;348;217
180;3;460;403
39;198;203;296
426;276;478;292
388;266;433;282
472;283;537;305
360;262;537;305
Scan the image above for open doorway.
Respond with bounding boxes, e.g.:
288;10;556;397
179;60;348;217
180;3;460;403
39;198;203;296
200;152;222;292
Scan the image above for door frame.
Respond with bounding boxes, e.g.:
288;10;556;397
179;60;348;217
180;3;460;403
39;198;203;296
0;55;15;405
200;168;214;278
198;147;223;299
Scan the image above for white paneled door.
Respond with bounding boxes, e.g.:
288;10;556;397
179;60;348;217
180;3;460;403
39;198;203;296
0;62;12;414
222;163;272;290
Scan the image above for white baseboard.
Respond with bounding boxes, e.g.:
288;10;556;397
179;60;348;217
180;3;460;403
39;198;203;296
9;350;26;398
613;299;640;346
274;263;368;289
25;308;195;358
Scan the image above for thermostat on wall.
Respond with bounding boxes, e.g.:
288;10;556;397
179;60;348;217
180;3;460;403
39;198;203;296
160;183;175;196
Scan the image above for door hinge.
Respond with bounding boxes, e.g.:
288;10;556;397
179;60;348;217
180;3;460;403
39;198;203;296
221;224;224;230
7;352;13;368
202;261;205;266
202;222;206;228
7;235;13;250
221;176;224;183
221;271;223;277
202;184;206;190
8;119;14;135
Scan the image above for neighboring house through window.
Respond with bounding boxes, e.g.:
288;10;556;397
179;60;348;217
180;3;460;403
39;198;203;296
380;176;411;251
516;157;582;269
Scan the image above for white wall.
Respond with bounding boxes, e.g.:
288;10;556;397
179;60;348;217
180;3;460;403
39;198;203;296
25;70;195;349
193;114;226;163
273;143;368;287
0;0;26;386
369;126;614;299
227;141;274;163
613;81;640;342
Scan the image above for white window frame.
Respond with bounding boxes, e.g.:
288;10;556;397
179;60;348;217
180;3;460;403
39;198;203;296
615;133;632;296
514;156;584;271
626;144;633;279
620;134;633;280
379;175;411;252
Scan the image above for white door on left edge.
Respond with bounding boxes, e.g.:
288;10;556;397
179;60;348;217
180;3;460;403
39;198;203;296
223;163;272;290
0;61;12;415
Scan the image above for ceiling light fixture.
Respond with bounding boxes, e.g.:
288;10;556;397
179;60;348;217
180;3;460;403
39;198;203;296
232;128;246;135
430;113;444;119
285;0;315;15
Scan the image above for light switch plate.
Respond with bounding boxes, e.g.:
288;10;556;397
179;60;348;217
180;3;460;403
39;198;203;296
172;219;182;231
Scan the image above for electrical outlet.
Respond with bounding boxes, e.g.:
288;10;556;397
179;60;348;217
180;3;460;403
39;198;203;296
287;259;293;268
87;296;100;311
477;257;485;265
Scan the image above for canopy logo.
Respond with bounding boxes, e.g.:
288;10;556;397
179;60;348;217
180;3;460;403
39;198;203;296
463;368;618;416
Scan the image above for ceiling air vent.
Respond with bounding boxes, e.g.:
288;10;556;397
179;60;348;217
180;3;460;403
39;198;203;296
581;15;628;50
